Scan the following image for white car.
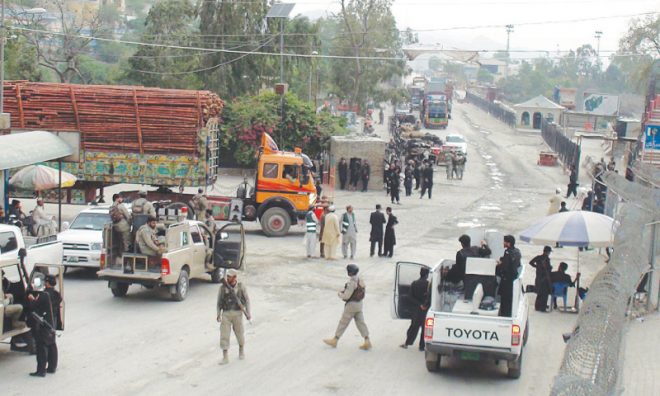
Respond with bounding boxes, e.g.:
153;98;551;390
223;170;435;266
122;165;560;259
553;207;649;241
444;134;467;155
57;206;112;269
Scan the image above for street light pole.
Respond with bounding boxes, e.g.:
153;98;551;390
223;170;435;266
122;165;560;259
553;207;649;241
505;24;514;78
1;0;6;117
594;30;603;57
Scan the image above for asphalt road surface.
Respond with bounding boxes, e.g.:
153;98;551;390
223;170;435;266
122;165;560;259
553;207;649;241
1;103;608;395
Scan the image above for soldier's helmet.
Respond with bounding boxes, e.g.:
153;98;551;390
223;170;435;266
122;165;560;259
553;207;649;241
346;264;359;276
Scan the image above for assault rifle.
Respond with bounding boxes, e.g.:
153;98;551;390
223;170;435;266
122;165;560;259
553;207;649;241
220;278;252;324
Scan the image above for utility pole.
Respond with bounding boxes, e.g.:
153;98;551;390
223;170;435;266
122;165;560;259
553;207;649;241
1;0;6;117
594;30;603;57
505;24;514;78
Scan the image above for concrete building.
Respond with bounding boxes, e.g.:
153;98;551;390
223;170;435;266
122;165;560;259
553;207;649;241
477;59;508;82
513;95;565;130
329;135;387;191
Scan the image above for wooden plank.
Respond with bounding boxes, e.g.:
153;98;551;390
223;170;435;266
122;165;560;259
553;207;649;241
16;84;25;128
132;87;144;154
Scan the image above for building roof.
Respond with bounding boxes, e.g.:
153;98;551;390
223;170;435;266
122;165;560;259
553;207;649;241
0;131;73;170
514;95;565;110
477;58;507;66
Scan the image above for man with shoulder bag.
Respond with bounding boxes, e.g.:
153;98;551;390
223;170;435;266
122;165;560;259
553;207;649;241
323;264;371;350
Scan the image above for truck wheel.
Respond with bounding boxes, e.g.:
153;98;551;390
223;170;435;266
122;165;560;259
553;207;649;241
210;267;223;284
425;351;441;372
507;349;523;379
261;207;291;237
172;269;189;301
111;282;129;297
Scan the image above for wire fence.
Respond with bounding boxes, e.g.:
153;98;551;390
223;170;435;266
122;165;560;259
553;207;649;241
540;118;581;171
551;157;660;396
465;91;516;127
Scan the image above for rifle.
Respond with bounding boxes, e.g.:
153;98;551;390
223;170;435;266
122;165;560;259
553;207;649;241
220;278;252;324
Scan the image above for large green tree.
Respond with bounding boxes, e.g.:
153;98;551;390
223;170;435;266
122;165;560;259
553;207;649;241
126;0;202;89
220;92;345;166
329;0;406;110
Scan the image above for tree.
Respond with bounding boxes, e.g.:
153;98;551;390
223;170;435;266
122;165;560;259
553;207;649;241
428;56;442;72
620;14;660;57
15;0;103;83
4;35;43;81
197;0;272;98
477;68;494;83
220;92;345;166
330;0;406;109
126;0;202;89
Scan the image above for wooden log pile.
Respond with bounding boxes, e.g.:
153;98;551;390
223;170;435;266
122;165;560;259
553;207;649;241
2;81;224;155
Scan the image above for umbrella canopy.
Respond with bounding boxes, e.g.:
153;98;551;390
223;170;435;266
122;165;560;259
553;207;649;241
9;165;77;191
519;211;616;248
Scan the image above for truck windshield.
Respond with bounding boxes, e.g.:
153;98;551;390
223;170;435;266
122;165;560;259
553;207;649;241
70;213;111;231
429;104;446;117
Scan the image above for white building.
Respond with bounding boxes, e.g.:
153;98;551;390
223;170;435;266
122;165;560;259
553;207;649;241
513;95;565;130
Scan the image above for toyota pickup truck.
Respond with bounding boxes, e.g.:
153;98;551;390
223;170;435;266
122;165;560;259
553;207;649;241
57;206;112;269
97;220;244;301
392;257;529;378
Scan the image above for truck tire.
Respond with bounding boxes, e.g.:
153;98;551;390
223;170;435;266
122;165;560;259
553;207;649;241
171;269;190;301
425;351;441;372
507;349;523;379
111;282;129;297
261;207;291;237
210;267;223;284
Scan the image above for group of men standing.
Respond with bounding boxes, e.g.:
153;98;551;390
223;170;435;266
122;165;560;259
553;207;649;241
444;150;467;180
337;157;371;192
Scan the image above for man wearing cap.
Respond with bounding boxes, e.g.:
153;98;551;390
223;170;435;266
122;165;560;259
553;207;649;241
216;269;251;365
136;216;165;257
191;188;208;220
547;187;562;215
304;207;319;258
131;190;156;218
529;246;553;312
110;194;132;254
32;198;53;237
323;264;371;350
322;206;341;260
27;274;57;377
496;235;522;317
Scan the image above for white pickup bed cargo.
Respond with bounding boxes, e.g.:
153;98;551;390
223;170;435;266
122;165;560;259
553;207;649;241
392;257;529;378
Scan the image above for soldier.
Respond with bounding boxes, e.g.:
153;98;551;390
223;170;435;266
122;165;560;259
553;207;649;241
445;151;454;180
131;190;156;218
191;188;208;220
110;194;131;253
323;264;371;350
454;153;466;180
216;269;251;365
135;216;165;256
26;274;57;377
204;209;217;235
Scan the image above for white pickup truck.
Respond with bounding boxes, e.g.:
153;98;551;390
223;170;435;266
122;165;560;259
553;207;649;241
393;257;529;379
0;224;63;274
57;206;111;269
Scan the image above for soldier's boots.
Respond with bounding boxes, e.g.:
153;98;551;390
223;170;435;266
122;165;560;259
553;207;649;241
239;346;245;360
323;337;338;348
359;337;372;351
220;350;229;365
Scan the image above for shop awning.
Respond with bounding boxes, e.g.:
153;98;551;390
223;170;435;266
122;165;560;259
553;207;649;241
0;131;73;170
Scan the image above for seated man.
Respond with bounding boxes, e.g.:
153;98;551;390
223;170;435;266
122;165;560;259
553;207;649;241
135;216;166;257
3;272;26;329
550;262;581;309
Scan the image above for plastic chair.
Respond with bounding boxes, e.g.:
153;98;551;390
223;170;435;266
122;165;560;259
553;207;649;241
551;282;568;311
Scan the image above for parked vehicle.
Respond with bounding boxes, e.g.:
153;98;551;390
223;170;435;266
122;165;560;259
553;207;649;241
422;94;449;129
0;224;63;274
57;206;112;269
97;220;244;301
392;256;529;378
443;134;468;155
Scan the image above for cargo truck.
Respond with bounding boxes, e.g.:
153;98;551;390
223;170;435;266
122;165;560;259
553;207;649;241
3;82;316;236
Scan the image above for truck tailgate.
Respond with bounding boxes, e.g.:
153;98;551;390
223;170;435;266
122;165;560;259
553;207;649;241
432;312;513;350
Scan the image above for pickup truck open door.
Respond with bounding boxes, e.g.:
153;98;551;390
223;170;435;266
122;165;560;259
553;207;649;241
392;261;431;320
213;222;245;270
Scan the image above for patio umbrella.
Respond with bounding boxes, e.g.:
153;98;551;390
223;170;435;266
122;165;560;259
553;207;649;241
519;211;616;248
519;210;616;312
9;164;77;191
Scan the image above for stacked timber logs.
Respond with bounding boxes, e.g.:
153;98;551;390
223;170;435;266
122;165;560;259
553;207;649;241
2;81;224;155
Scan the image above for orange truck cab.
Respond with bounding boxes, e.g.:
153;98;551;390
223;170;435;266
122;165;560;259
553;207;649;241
207;134;317;237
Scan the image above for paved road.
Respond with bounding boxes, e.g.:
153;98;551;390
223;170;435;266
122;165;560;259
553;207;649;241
1;103;609;395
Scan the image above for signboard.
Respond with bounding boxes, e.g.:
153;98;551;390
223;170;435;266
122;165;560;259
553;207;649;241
645;124;660;150
582;92;619;116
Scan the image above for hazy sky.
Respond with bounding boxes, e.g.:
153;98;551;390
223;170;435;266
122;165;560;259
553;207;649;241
292;0;658;59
